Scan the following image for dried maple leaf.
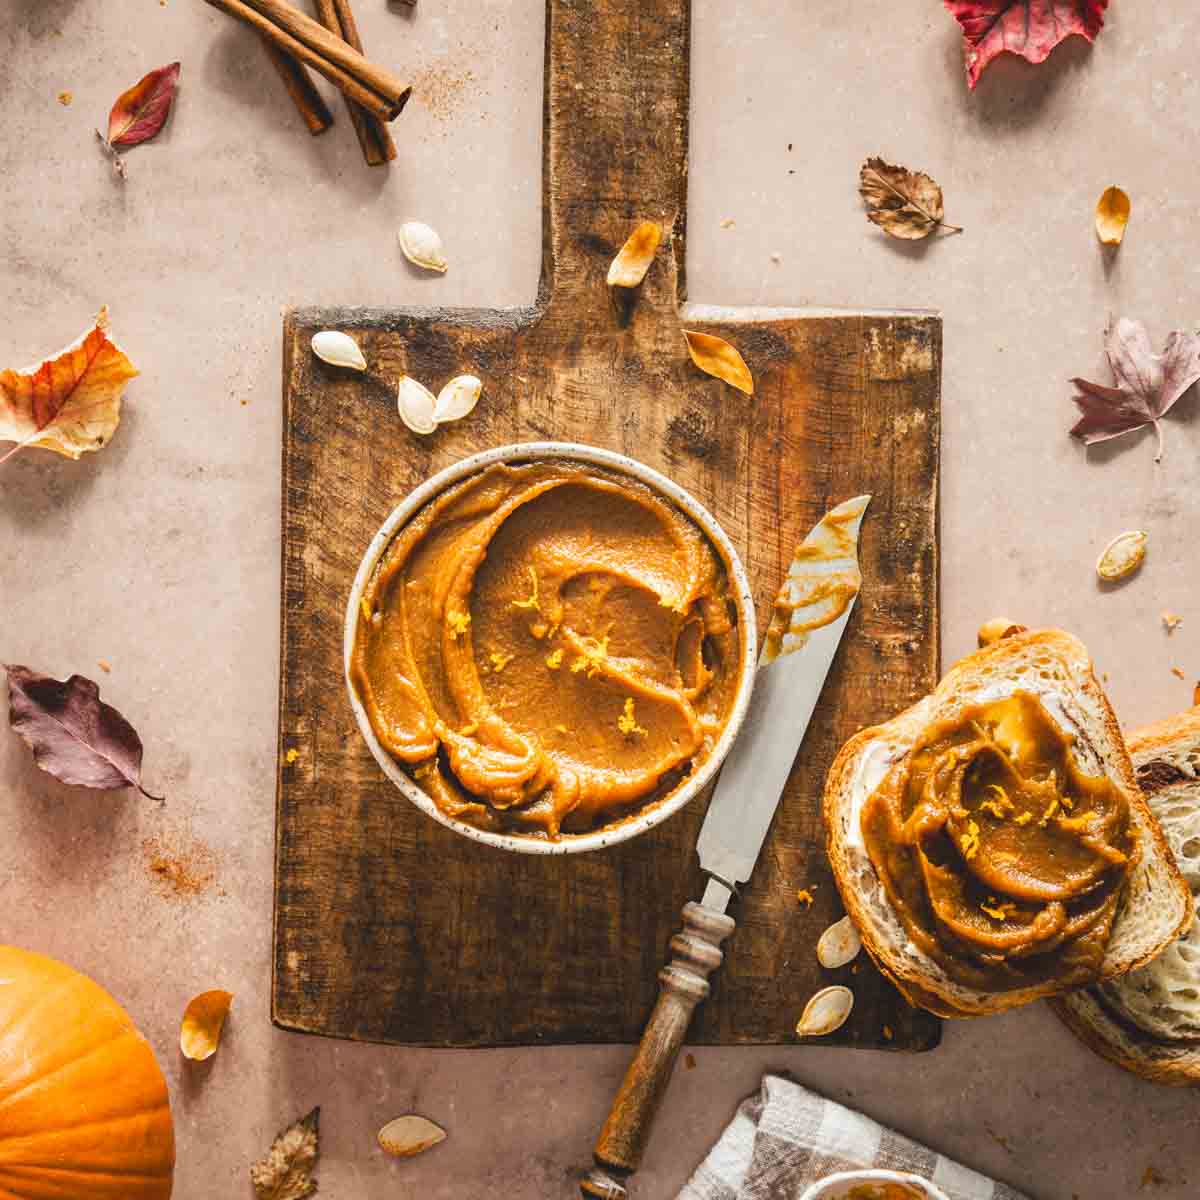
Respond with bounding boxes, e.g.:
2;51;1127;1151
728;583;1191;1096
859;158;961;240
1070;319;1200;461
180;990;234;1062
0;307;138;465
252;1108;320;1200
5;665;163;800
944;1;1108;89
107;62;180;148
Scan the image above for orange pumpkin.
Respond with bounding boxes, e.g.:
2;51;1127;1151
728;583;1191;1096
0;947;175;1199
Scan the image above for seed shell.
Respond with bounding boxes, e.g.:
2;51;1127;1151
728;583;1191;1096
311;330;367;372
607;220;662;288
378;1114;447;1158
816;916;862;970
795;985;853;1038
399;221;448;273
1096;530;1147;582
397;376;438;435
434;375;482;423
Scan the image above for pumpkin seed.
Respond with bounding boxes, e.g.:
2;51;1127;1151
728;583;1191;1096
1094;186;1131;246
795;985;853;1037
607;220;662;288
816;916;862;970
1096;530;1147;582
397;376;438;435
311;330;367;372
378;1114;446;1158
399;221;448;273
434;375;482;423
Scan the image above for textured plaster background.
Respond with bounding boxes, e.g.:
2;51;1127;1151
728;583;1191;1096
2;1;1199;1197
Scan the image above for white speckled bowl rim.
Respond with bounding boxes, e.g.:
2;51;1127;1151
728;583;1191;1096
344;441;758;856
798;1170;950;1200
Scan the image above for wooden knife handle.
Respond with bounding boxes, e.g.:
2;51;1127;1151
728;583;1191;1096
580;901;736;1199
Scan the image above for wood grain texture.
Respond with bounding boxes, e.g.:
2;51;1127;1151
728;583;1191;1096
273;0;942;1050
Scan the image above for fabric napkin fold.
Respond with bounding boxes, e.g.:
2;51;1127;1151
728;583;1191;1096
677;1075;1030;1200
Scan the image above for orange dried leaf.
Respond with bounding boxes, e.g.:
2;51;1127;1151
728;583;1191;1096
107;62;181;149
0;308;137;465
180;989;234;1061
607;221;662;288
378;1114;447;1158
683;330;754;396
1095;186;1130;246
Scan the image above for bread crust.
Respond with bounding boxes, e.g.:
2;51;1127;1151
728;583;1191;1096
823;630;1192;1018
1051;706;1200;1086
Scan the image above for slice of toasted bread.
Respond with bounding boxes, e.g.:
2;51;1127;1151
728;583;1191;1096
1052;706;1200;1084
823;629;1191;1018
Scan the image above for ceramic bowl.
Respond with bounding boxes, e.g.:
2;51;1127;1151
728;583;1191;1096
798;1170;950;1200
344;441;758;855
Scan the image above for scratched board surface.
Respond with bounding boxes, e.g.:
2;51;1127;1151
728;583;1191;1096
273;0;942;1049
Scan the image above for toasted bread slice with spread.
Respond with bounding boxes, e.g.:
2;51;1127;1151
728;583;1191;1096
1052;706;1200;1083
823;629;1191;1018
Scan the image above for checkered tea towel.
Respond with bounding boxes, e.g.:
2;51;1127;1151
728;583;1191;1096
677;1075;1030;1200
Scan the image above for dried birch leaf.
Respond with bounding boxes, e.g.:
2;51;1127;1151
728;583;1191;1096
1070;319;1200;461
683;331;754;395
944;1;1108;90
107;63;181;148
0;307;137;465
607;221;662;288
859;157;960;240
5;665;163;800
180;990;234;1061
252;1108;320;1200
1095;186;1130;246
378;1114;447;1158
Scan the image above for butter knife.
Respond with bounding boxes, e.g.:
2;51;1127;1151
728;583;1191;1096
580;494;871;1200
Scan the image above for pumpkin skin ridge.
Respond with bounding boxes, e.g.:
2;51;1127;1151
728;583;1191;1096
0;1024;130;1119
0;949;174;1200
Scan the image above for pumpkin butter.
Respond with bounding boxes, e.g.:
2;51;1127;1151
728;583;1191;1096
350;461;743;839
860;692;1138;993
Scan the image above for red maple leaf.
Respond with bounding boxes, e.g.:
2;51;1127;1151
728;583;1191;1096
944;1;1109;89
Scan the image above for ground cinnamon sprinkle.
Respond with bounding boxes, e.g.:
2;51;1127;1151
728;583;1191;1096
142;834;217;899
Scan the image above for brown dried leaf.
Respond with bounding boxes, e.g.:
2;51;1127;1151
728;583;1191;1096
251;1108;319;1200
859;157;960;240
1070;319;1200;461
107;62;181;149
607;221;662;288
0;308;137;465
1095;186;1130;246
5;665;162;799
683;331;753;395
180;989;234;1061
378;1114;447;1158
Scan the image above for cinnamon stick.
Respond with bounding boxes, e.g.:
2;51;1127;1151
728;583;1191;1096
202;0;411;122
313;0;396;165
261;38;334;135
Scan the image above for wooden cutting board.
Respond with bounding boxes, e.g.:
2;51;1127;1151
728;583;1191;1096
273;0;941;1050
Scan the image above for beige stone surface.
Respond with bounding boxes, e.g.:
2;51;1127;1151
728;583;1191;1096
2;1;1199;1197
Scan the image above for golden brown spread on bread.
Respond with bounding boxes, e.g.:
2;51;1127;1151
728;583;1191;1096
846;1184;926;1200
349;461;742;839
860;692;1138;993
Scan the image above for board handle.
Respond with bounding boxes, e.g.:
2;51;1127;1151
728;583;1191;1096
580;901;736;1199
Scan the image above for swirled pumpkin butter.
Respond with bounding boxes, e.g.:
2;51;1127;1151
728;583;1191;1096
349;461;744;838
860;691;1138;993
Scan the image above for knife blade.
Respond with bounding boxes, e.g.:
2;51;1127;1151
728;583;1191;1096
581;494;871;1200
696;493;871;907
